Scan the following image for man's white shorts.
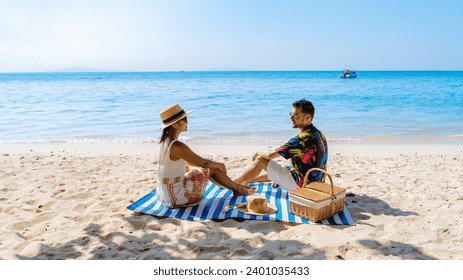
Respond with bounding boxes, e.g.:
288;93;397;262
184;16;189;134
267;160;298;191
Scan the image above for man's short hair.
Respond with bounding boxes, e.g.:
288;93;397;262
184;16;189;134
293;99;315;117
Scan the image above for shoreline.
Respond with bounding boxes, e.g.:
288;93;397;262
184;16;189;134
1;142;462;157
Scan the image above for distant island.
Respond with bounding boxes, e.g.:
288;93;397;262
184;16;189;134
47;67;111;72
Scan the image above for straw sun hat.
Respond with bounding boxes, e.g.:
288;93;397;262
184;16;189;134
158;103;194;130
237;194;277;216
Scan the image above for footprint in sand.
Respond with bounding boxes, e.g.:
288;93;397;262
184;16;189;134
10;221;32;231
73;191;94;200
243;236;265;247
147;224;162;231
185;226;208;239
71;203;87;212
261;250;275;259
192;246;224;255
10;212;55;230
230;248;248;257
127;220;146;230
337;243;354;259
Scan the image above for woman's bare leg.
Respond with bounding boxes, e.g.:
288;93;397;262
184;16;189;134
210;168;255;196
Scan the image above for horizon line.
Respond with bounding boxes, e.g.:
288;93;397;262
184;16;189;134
1;69;463;74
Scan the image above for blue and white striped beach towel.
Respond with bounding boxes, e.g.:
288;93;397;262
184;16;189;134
127;182;354;225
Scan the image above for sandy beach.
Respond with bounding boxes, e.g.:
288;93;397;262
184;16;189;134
0;142;462;260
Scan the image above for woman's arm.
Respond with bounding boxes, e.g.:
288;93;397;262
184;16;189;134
170;141;227;173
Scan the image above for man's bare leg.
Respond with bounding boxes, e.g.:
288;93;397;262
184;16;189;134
233;156;269;185
240;172;269;185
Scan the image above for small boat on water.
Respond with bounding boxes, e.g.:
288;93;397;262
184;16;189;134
340;69;357;78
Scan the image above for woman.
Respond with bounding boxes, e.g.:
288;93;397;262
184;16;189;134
156;104;254;208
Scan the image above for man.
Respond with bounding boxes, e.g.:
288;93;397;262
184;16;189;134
234;99;328;190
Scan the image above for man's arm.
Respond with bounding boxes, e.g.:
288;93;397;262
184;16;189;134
253;150;281;161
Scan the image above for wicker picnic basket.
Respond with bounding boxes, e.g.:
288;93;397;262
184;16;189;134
288;168;346;222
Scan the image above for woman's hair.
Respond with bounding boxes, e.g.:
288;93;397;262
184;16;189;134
159;126;174;143
159;116;187;143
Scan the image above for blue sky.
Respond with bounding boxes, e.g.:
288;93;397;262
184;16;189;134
1;0;462;72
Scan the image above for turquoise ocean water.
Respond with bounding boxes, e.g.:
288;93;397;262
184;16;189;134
1;71;462;144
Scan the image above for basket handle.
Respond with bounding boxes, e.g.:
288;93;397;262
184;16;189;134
303;168;335;198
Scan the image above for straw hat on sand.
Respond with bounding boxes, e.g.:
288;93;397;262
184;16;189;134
237;194;277;216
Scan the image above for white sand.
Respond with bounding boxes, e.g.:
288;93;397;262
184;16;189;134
0;142;462;259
